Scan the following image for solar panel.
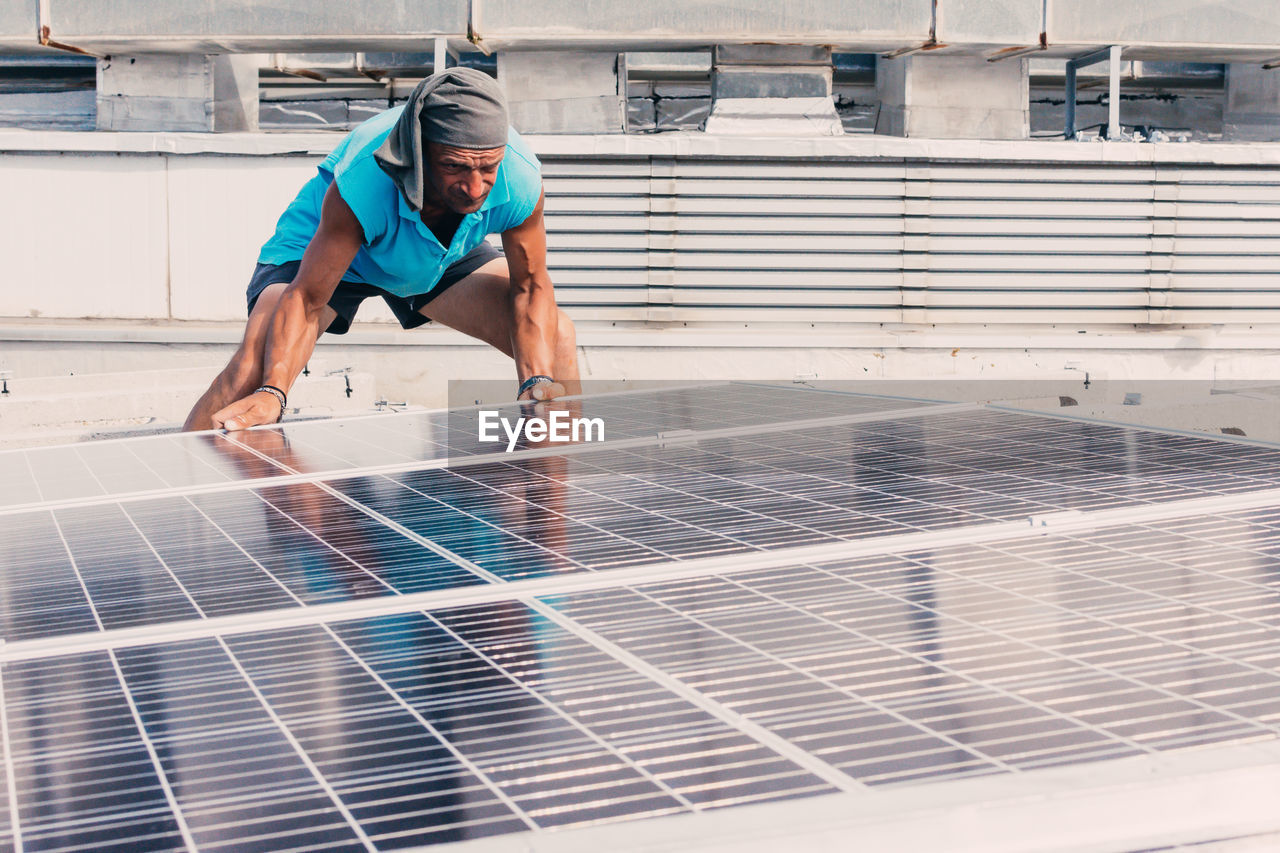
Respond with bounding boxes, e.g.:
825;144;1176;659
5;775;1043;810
4;383;1280;851
2;431;280;508
0;383;943;511
333;408;1280;580
275;382;938;474
11;399;1280;645
0;483;494;641
4;609;838;851
545;534;1280;785
0;386;964;641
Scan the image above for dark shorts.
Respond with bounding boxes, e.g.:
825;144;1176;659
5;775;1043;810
246;241;503;335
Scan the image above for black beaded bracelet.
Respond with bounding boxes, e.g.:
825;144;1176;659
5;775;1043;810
255;385;288;422
517;375;555;398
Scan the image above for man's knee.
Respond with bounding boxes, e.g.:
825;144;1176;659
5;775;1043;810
556;309;576;350
488;256;511;281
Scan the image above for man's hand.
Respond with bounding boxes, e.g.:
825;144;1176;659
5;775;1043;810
515;394;585;452
518;380;567;403
213;390;284;431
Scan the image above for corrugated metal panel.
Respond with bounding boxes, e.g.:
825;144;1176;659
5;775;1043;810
536;155;1280;327
1;140;1275;330
541;158;651;321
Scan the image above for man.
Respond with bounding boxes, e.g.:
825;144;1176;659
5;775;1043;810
184;67;579;432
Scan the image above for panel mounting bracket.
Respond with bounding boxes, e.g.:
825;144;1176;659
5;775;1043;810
1065;45;1122;140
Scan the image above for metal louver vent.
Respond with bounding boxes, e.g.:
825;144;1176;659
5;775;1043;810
534;155;1280;326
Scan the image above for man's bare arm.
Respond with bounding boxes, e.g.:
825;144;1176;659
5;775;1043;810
214;181;363;430
501;191;564;401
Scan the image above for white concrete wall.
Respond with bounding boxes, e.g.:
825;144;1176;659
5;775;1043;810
5;129;1280;333
499;51;626;134
0;143;401;324
164;155;314;320
2;152;169;319
1224;65;1280;142
877;55;1029;139
4;331;1280;421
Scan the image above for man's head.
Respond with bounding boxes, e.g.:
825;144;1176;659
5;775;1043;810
374;67;510;213
423;141;505;215
416;67;508;214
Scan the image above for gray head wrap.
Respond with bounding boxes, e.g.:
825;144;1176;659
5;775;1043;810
374;67;509;211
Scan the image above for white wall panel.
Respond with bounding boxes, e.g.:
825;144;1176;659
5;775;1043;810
45;0;467;53
4;142;1280;328
1046;0;1280;54
165;155;402;325
166;155;316;321
0;153;167;319
0;0;37;52
473;0;933;51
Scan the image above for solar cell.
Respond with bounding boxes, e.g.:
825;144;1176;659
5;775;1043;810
4;652;190;852
9;497;1280;849
8;399;1280;645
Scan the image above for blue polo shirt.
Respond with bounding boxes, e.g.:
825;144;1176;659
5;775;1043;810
259;106;542;298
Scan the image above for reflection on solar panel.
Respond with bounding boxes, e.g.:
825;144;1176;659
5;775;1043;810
4;383;1280;851
0;383;939;510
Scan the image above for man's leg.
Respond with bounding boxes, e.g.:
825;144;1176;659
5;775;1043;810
183;282;338;431
417;257;581;393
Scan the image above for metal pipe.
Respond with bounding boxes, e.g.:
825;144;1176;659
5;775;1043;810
1064;61;1076;138
434;36;447;73
271;53;328;82
881;41;944;59
1107;44;1122;138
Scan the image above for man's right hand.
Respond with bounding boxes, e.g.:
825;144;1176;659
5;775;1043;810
213;390;284;431
518;380;567;403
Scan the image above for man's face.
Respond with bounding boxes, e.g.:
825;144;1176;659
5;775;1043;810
424;142;506;215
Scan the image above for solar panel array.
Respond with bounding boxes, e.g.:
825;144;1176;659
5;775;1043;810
2;382;1279;852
